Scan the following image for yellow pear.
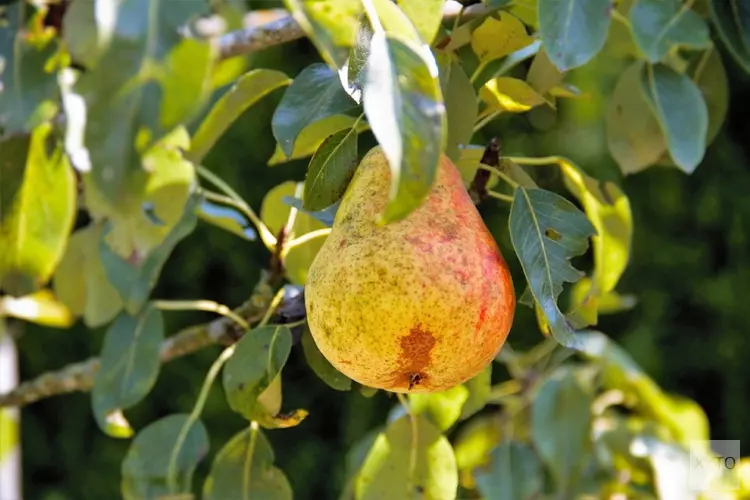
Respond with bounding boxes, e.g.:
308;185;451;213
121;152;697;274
305;147;515;393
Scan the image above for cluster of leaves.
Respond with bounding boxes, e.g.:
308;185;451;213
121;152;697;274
1;0;750;498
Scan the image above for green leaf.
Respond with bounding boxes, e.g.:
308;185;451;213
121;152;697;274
606;61;666;175
470;12;535;63
343;21;373;103
61;0;103;68
268;114;368;165
508;187;596;347
281;196;339;227
197;196;257;241
99;193;199;315
363;32;446;223
303;125;359;211
460;364;492;421
692;49;729;146
0;123;76;295
121;414;209;500
301;325;352;391
272;63;359;158
355;415;458;499
283;0;362;68
526;48;565;95
223;325;293;421
453;412;503;488
438;57;478;161
373;0;422;44
203;426;293;500
480;77;546;113
538;0;612;71
531;365;594;494
474;441;543;500
408;386;470;431
0;4;59;133
629;0;710;63
709;0;750;73
188;69;291;163
398;0;444;43
640;63;708;173
92;306;165;438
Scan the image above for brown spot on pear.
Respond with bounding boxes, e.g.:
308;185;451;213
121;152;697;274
305;146;516;393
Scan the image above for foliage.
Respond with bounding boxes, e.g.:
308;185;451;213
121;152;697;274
2;0;750;499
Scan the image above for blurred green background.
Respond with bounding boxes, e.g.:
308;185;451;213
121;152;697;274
15;11;750;500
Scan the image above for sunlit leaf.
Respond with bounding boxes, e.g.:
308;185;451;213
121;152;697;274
373;0;421;43
188;69;291;163
398;0;444;43
509;187;596;347
531;365;594;494
480;77;546;113
363;32;446;222
569;277;637;319
301;325;352;391
0;406;17;462
409;385;469;431
92;306;164;438
630;436;695;500
459;364;492;421
438;58;478;161
0;289;73;328
641;63;708;173
121;414;209;500
629;0;710;63
282;0;361;68
470;12;534;63
355;415;458;499
0;123;76;295
453;412;503;489
268;114;369;165
526;48;564;95
303;125;359;211
474;441;543;500
203;426;292;500
538;0;612;71
709;0;750;73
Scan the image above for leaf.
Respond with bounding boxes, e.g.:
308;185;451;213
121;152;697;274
470;12;534;63
606;61;666;175
363;32;446;222
397;0;443;44
629;0;710;63
52;223;124;328
474;441;543;500
629;436;694;500
692;49;729;146
301;325;352;391
438;58;478;161
453;412;503;489
203;426;293;500
268;114;368;165
159;39;215;131
0;289;73;328
0;124;76;295
272;63;359;158
531;365;594;494
709;0;750;73
509;188;596;347
641;63;708;173
282;0;362;68
99;193;199;315
526;48;565;95
460;364;492;421
61;0;104;68
281;196;339;227
408;386;470;431
0;4;59;133
197;196;257;242
342;21;373;104
373;0;422;43
538;0;612;71
480;77;546;113
303;126;359;211
121;414;209;500
355;415;458;500
0;406;18;462
188;69;292;163
92;306;165;438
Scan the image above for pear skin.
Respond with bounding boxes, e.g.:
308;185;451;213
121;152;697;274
305;147;515;393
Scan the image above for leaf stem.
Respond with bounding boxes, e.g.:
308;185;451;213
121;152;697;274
477;164;519;189
487;190;514;203
473;109;502;133
282;182;305;244
503;155;561;167
258;288;286;328
197;167;277;250
469;60;489;84
610;9;631;29
243;421;260;500
153;299;250;331
397;393;418;497
280;228;332;258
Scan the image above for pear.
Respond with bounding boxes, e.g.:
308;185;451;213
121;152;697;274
305;147;515;393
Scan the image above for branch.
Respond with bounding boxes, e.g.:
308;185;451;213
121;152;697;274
0;272;278;408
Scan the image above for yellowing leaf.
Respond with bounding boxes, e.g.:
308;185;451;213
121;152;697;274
0;289;73;328
471;13;534;63
409;385;470;431
480;77;546;113
453;412;503;488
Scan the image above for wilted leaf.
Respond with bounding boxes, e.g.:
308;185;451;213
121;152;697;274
0;289;73;328
409;385;469;431
531;365;594;494
268;114;368;165
470;12;534;63
509;187;596;347
438;59;478;161
641;63;708;173
474;441;543;500
203;426;293;500
460;364;492;421
453;412;503;488
526;48;564;95
398;0;444;43
303;125;359;211
100;193;199;315
480;77;546;113
301;325;352;391
629;0;710;63
189;69;291;163
197;195;257;242
0;123;76;295
363;32;446;222
606;61;667;175
538;0;612;71
283;0;361;68
121;414;209;500
355;415;458;499
92;306;164;438
709;0;750;73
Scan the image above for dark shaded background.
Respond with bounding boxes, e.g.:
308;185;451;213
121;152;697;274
15;11;750;500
